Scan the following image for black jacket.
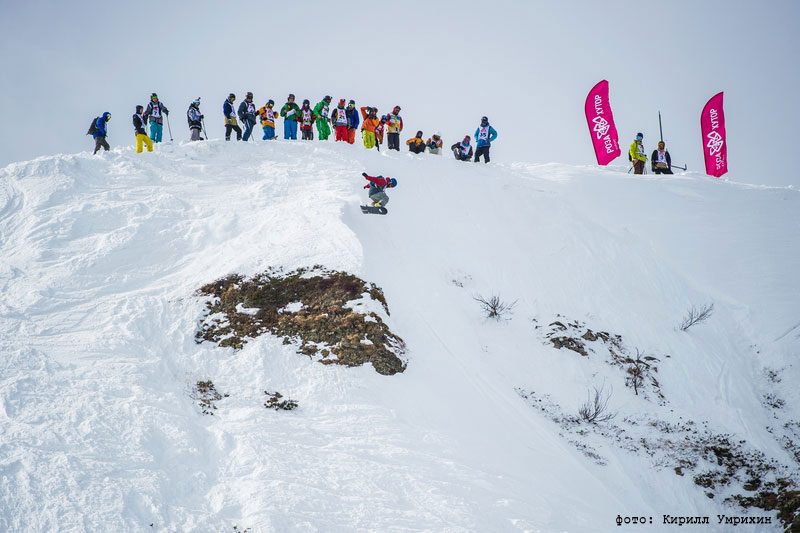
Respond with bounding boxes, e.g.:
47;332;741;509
133;114;147;135
651;149;672;171
238;100;257;123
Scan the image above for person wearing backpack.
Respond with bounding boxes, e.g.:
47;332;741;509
187;99;204;141
144;93;169;143
223;93;242;141
89;112;111;154
313;96;333;140
279;94;301;140
238;91;258;141
629;132;647;174
133;105;154;153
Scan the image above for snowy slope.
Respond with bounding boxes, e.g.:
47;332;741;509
0;140;798;532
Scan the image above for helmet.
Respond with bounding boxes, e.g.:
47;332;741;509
136;105;144;113
288;93;295;99
302;99;310;105
348;99;355;105
338;99;345;106
324;95;332;101
246;91;253;99
228;93;236;100
481;116;488;123
267;99;275;106
390;178;397;187
151;92;158;99
192;100;200;107
636;132;643;140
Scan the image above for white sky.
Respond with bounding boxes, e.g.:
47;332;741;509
1;0;798;186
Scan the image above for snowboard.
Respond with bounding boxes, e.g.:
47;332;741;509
360;205;388;215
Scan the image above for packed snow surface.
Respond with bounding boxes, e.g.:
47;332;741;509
0;139;798;532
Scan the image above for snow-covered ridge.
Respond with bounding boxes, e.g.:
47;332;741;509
0;140;798;531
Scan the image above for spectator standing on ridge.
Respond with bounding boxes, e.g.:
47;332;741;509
651;141;673;174
451;136;473;161
90;112;111;154
360;106;380;149
331;99;349;142
345;100;359;144
238;91;258;141
386;105;403;151
257;99;278;140
629;132;647;174
223;93;242;141
474;116;498;163
133;105;154;153
187;99;204;141
406;130;425;154
314;95;333;140
280;94;300;140
298;99;315;140
144;93;169;143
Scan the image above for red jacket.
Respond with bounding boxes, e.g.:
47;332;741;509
363;175;393;189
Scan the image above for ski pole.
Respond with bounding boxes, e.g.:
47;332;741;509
201;118;208;141
166;115;173;142
672;163;687;171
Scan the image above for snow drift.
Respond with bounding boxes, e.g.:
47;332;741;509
0;139;798;532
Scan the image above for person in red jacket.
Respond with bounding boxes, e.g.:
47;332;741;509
362;172;397;207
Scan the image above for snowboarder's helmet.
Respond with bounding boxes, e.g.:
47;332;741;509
151;93;158;99
228;93;236;100
348;99;355;105
192;100;200;107
136;105;143;113
338;99;345;106
324;95;332;102
303;99;310;105
481;116;488;123
267;99;274;106
636;132;643;140
246;91;253;99
390;178;397;187
464;135;470;142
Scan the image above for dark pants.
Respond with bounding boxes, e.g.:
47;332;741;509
93;136;110;154
408;143;425;154
474;145;490;163
654;167;673;175
633;160;644;174
242;119;256;141
225;124;242;141
301;128;314;140
387;132;400;151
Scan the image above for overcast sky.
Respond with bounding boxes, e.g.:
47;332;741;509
1;0;798;186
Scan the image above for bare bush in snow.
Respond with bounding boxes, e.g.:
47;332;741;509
473;294;517;321
578;384;616;423
680;303;714;331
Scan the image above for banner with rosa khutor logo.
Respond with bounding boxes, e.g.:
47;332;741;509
584;80;621;165
701;92;728;177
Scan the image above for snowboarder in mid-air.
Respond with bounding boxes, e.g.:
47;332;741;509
361;172;397;215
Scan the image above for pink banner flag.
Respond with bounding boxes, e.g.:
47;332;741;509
585;80;621;165
701;92;728;177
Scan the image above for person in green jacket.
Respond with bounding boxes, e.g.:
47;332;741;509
313;95;333;141
279;93;301;140
629;132;647;174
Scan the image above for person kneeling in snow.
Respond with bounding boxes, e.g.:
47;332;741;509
362;172;397;207
451;136;473;161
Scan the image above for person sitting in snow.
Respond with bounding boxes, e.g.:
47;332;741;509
362;172;397;207
426;132;443;154
406;131;425;154
451;136;473;161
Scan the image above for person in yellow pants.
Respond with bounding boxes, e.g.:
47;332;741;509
133;105;154;153
360;106;380;149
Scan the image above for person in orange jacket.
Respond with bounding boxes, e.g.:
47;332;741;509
406;130;425;154
360;106;381;149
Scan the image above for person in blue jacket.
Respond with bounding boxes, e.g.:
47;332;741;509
223;93;242;141
474;116;498;163
92;112;111;154
345;100;360;145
